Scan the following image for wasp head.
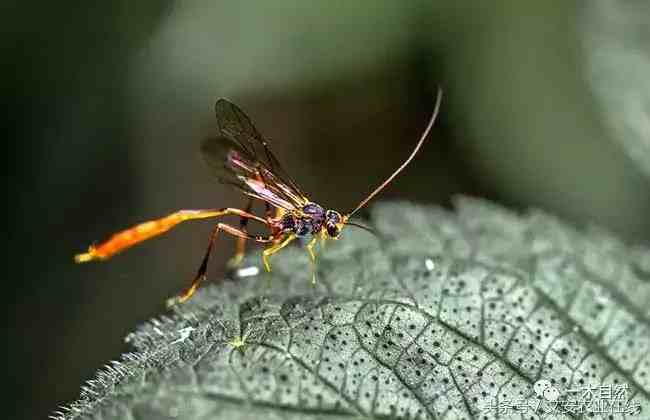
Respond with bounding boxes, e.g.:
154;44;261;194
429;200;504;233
324;210;344;238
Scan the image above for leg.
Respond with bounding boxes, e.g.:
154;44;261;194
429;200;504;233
265;201;273;219
75;208;267;262
320;227;327;249
230;198;254;267
262;234;296;272
168;222;273;306
306;236;318;284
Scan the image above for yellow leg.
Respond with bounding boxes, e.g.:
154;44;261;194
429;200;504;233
262;234;295;272
306;236;318;284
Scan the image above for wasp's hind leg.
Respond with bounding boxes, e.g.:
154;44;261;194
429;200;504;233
228;198;255;268
167;222;272;307
229;193;274;268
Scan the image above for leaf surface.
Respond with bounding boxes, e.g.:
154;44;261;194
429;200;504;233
56;198;650;419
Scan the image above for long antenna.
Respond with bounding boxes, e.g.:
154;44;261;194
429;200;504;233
346;220;378;236
346;87;443;218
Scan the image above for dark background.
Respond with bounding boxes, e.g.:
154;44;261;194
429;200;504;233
4;2;649;419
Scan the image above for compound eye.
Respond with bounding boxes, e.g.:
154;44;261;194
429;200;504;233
325;210;341;224
326;223;340;238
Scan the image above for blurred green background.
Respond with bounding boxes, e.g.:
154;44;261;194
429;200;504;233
4;1;649;419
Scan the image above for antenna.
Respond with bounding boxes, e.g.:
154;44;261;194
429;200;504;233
346;87;443;218
345;220;378;236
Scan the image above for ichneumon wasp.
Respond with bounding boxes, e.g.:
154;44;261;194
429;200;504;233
75;89;443;305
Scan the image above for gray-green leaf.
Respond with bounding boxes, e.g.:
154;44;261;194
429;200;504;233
55;198;650;420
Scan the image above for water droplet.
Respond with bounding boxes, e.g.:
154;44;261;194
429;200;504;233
236;266;260;278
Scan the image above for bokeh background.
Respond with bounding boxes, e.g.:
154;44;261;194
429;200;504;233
4;1;649;419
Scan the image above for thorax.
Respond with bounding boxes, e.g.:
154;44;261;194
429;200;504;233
277;203;325;237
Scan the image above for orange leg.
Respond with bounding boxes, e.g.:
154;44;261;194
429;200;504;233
230;199;254;267
231;199;273;267
74;208;267;263
169;222;275;306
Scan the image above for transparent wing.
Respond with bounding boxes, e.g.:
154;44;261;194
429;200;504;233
201;135;307;211
214;99;309;201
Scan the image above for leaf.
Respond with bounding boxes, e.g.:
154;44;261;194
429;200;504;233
55;198;650;419
581;0;650;179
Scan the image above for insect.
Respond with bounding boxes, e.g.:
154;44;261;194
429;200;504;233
75;88;443;305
